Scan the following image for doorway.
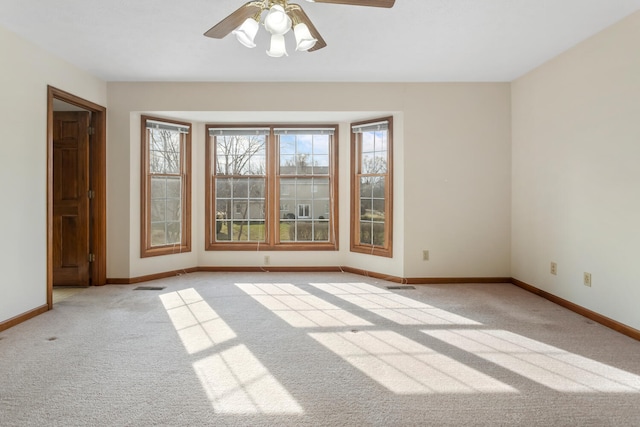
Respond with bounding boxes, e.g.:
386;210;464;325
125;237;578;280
47;86;107;309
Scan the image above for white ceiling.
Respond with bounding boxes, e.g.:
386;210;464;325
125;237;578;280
1;0;639;83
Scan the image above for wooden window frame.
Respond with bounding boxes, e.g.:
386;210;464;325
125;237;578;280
140;115;192;258
350;117;393;258
205;124;339;251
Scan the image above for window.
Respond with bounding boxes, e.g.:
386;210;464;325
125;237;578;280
206;125;338;250
278;129;333;244
207;127;268;246
297;204;311;219
351;117;393;257
141;116;191;257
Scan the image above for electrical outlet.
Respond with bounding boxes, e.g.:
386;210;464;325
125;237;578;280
264;255;270;265
550;262;557;275
422;250;429;261
584;272;592;287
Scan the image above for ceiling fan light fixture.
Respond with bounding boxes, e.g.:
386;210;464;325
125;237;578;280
266;34;288;57
264;4;292;36
206;0;395;57
232;17;260;48
294;23;317;51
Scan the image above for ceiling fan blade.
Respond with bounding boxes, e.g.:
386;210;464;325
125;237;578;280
287;5;327;52
204;1;263;39
306;0;395;7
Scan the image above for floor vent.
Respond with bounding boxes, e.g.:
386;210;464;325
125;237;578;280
386;285;415;290
134;286;166;291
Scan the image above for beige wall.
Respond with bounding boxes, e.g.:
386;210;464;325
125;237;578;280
0;26;106;322
401;84;512;278
107;82;512;280
512;11;640;329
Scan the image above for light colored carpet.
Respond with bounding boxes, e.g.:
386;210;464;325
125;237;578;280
52;287;87;304
1;271;640;426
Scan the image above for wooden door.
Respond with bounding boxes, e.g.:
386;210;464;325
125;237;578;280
53;111;91;286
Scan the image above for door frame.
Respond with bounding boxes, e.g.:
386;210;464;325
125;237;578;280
47;86;107;309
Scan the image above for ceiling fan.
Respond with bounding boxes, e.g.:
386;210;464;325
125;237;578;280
204;0;396;57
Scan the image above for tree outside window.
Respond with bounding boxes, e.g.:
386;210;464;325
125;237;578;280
213;132;267;243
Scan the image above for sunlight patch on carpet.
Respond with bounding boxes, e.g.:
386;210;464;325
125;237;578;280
193;344;303;414
160;289;236;354
236;282;372;328
310;282;481;326
424;329;640;393
309;330;516;395
161;288;304;414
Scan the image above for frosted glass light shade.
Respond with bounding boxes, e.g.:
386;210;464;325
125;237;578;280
264;5;292;35
232;18;260;48
266;34;288;57
294;23;317;51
